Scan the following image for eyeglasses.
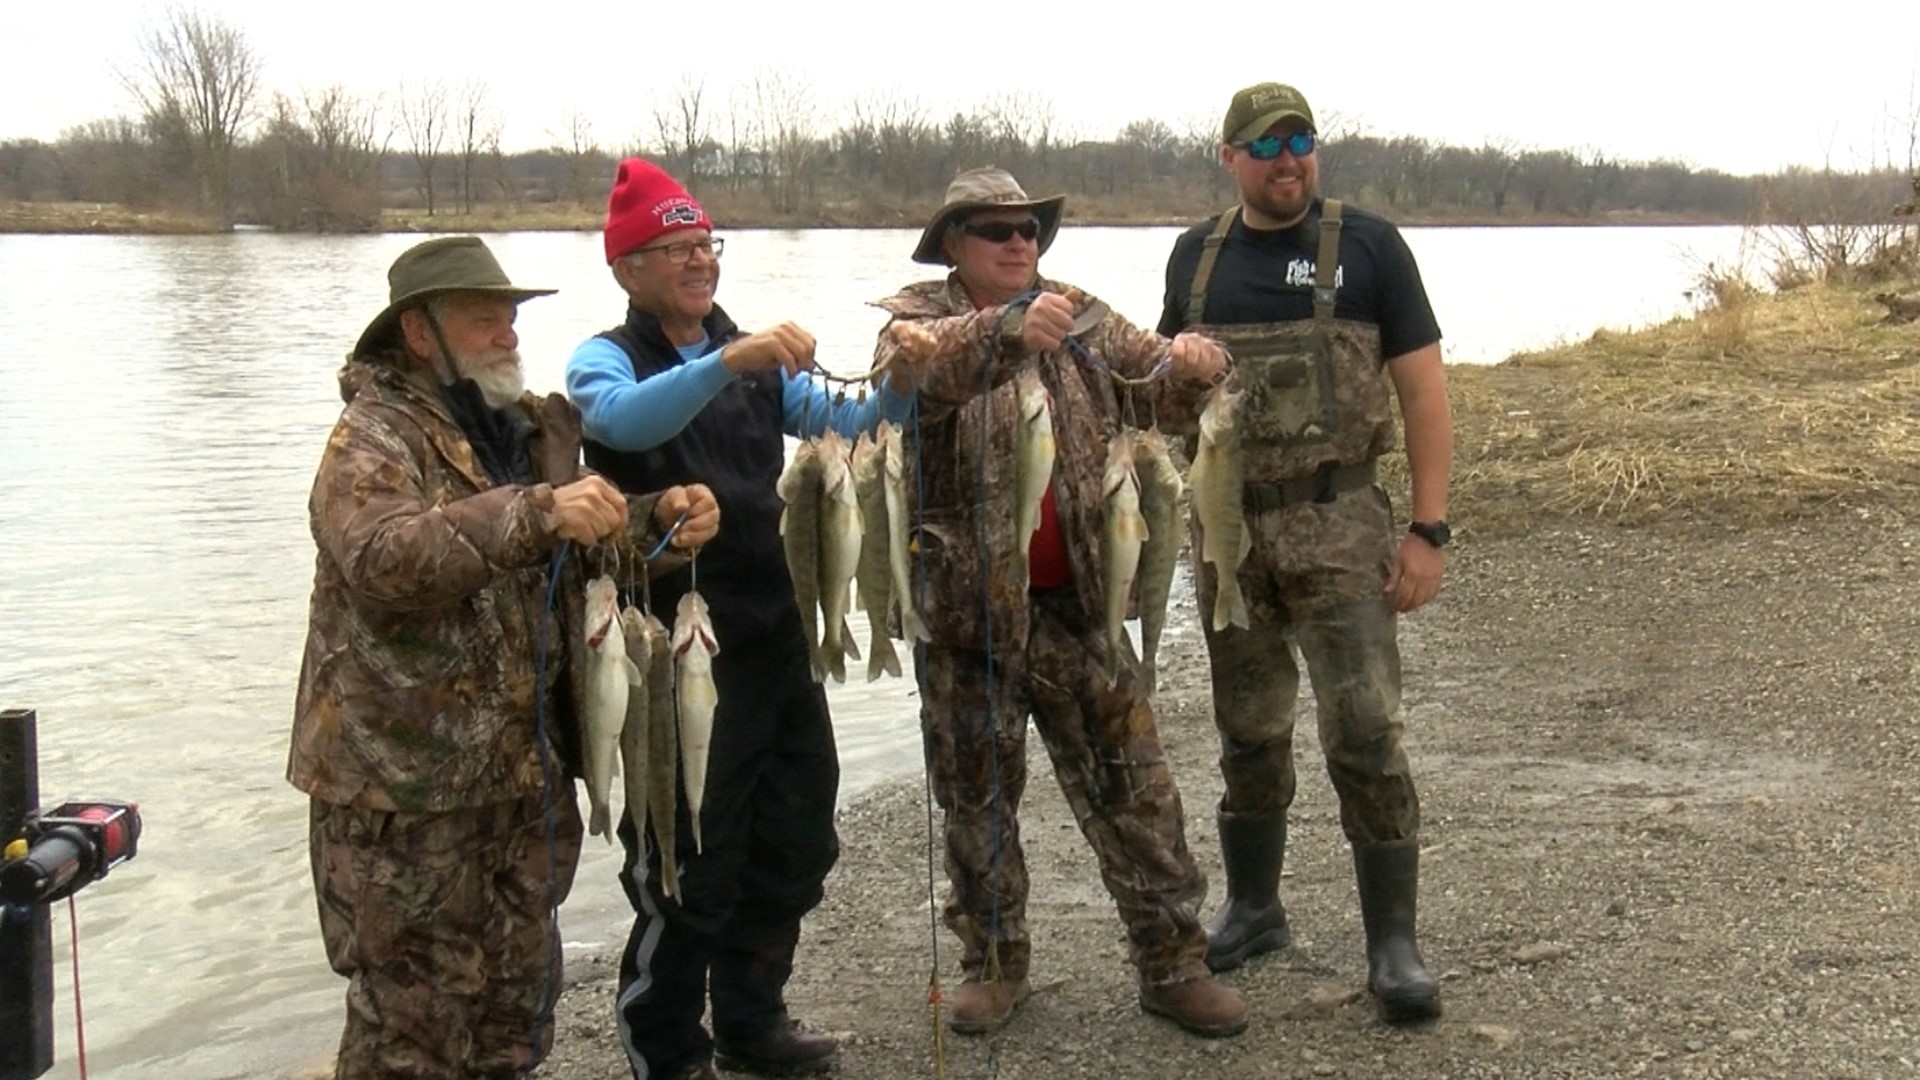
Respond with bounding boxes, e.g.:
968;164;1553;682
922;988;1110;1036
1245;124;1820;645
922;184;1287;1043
632;237;724;263
1236;131;1317;161
960;218;1040;244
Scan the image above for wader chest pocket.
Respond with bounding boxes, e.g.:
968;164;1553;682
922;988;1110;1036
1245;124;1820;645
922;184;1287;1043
1243;334;1337;449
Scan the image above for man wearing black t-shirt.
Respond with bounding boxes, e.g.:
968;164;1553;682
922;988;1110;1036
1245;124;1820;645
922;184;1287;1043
1158;82;1455;1024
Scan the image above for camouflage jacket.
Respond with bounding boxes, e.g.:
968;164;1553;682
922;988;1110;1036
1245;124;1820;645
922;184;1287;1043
870;275;1211;654
289;355;679;813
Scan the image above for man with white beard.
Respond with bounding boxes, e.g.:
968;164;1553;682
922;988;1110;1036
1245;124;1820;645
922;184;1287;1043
291;235;720;1078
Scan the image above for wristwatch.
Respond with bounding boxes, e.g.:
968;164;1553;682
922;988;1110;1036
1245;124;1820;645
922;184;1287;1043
1407;520;1452;549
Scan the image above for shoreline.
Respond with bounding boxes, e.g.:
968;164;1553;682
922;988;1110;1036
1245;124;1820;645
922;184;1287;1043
5;198;1894;237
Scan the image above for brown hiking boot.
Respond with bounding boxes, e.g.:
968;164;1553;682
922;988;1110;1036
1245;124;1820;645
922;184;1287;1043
713;1019;837;1075
1139;974;1248;1038
947;976;1031;1034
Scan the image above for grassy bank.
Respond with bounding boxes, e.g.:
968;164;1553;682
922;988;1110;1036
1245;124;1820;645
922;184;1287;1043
0;200;222;234
1389;278;1920;538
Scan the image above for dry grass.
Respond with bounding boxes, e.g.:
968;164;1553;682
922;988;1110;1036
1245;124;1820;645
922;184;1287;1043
378;206;601;233
1380;279;1920;537
0;200;220;234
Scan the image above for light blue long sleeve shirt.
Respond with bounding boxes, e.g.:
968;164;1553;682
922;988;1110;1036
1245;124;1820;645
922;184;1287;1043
566;332;917;453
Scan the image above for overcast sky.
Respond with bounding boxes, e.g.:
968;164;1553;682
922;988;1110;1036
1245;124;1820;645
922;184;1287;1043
4;0;1917;177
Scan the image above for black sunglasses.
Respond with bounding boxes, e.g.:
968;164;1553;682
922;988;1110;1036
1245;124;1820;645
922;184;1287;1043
961;218;1041;243
1238;131;1317;161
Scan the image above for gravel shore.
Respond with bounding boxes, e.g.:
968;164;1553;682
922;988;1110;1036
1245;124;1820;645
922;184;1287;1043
531;502;1920;1079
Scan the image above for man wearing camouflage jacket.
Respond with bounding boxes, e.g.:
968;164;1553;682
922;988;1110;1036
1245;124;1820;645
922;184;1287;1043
869;167;1247;1040
289;236;718;1079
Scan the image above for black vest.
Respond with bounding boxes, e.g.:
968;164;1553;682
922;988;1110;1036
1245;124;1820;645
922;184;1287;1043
584;305;794;646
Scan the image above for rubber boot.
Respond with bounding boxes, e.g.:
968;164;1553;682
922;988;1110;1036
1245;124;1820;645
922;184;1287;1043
1204;811;1290;972
1352;840;1441;1023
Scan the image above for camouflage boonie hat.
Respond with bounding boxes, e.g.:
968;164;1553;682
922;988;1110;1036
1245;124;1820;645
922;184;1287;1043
353;236;556;358
1223;82;1316;144
911;166;1067;266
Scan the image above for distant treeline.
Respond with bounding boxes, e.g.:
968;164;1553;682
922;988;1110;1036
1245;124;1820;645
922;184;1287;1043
0;9;1911;232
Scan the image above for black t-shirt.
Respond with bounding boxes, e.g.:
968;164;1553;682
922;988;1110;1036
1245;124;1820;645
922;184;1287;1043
1157;198;1442;362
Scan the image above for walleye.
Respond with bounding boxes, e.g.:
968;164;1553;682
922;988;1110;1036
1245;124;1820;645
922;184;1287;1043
1133;428;1186;695
618;605;652;843
1101;431;1148;684
1013;368;1055;592
882;421;928;644
582;574;640;842
672;590;719;855
1190;385;1251;632
816;429;864;685
852;427;901;680
643;610;680;899
776;438;826;681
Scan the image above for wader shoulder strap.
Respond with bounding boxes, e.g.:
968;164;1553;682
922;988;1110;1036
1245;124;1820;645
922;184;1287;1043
1185;207;1238;327
1313;198;1343;323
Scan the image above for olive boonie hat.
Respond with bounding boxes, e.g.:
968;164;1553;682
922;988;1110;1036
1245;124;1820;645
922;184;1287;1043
911;166;1066;266
353;236;556;357
1223;82;1316;144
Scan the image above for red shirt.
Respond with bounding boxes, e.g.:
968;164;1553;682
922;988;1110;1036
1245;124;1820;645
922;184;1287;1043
1027;485;1072;590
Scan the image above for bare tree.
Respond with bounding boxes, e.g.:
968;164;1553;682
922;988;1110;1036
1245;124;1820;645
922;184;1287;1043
551;108;602;207
859;89;932;198
746;70;820;213
652;75;710;187
255;86;386;229
120;5;261;227
451;81;495;214
398;78;449;215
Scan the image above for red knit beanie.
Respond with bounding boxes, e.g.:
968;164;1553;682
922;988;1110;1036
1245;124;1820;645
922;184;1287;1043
603;157;713;264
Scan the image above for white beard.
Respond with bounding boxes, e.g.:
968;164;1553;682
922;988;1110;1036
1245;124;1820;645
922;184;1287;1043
457;348;526;409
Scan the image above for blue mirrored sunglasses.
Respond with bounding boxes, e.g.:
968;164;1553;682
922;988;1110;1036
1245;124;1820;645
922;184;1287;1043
1238;131;1317;161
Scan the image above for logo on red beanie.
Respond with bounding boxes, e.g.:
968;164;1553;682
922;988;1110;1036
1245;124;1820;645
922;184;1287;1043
604;157;713;264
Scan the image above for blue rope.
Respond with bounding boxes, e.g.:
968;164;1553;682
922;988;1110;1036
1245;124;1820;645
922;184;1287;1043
644;508;691;563
525;539;570;1076
981;299;1032;1057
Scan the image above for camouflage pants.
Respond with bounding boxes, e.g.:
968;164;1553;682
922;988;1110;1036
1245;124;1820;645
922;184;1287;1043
310;791;584;1079
919;589;1209;986
1193;483;1421;844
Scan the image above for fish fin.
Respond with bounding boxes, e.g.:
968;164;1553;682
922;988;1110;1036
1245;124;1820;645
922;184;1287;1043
840;619;861;661
868;638;902;681
588;804;610;841
623;656;644;685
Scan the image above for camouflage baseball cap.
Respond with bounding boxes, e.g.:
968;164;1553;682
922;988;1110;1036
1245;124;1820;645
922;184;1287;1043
911;166;1066;265
1223;82;1316;144
352;236;555;358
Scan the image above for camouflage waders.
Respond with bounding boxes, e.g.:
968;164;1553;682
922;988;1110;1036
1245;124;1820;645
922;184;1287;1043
310;791;583;1079
1183;200;1418;844
920;588;1210;987
1184;201;1439;1019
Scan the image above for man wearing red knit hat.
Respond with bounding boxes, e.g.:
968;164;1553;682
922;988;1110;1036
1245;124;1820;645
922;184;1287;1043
565;158;917;1080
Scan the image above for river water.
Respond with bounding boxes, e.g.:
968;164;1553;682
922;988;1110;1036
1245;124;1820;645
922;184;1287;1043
0;223;1747;1078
